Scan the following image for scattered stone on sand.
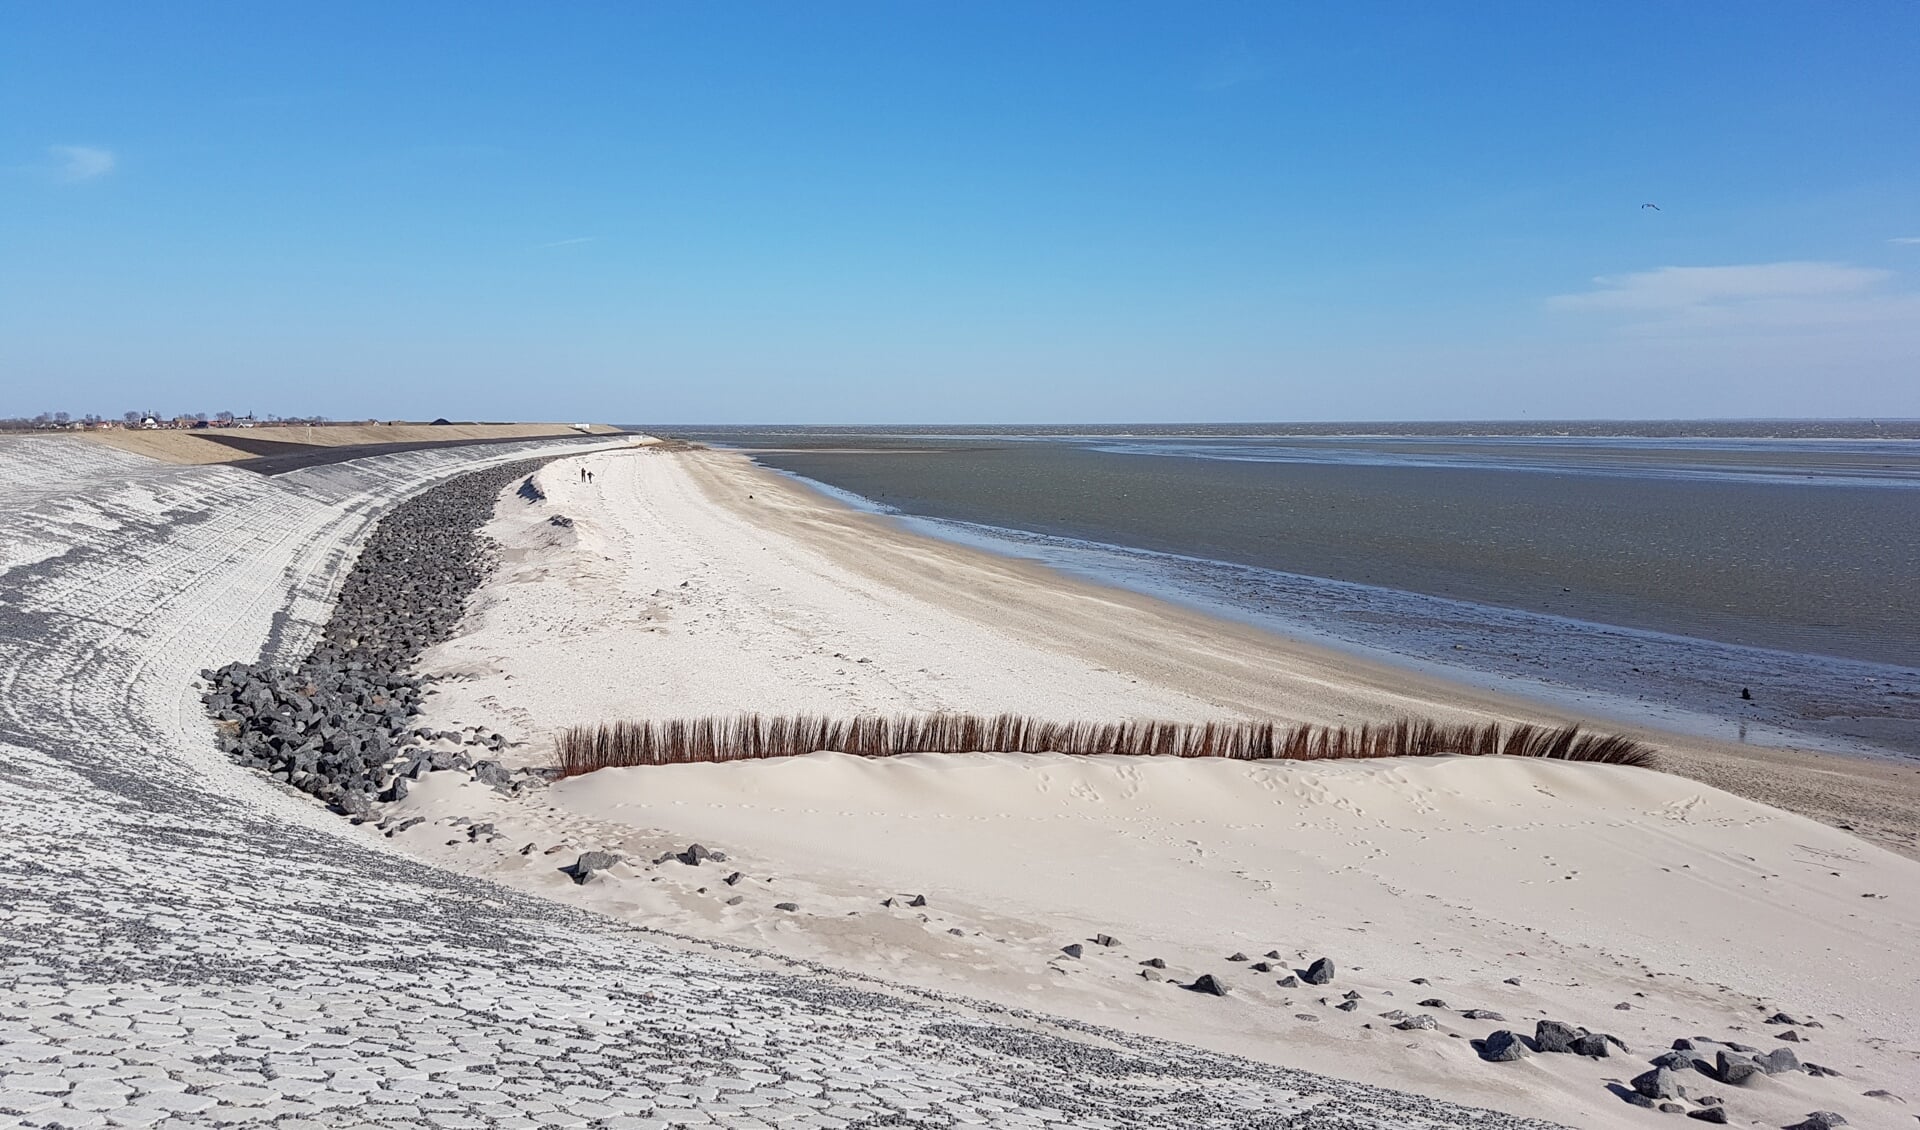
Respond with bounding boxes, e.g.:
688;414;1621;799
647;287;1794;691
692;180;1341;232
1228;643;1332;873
1418;998;1448;1009
1716;1050;1758;1085
1686;1107;1729;1124
1140;968;1164;982
1250;961;1273;972
567;850;620;883
1336;1000;1359;1012
1759;1047;1803;1074
1570;1034;1612;1058
1092;932;1118;946
1535;1020;1584;1053
1140;957;1166;968
1060;943;1084;959
1479;1030;1530;1062
1302;957;1335;985
1227;952;1248;962
773;901;798;911
1395;1014;1439;1031
1788;1114;1847;1130
1276;975;1299;988
724;870;743;885
725;895;743;906
1189;974;1227;996
907;894;928;907
1460;1009;1506;1021
1632;1067;1686;1101
1778;1028;1802;1041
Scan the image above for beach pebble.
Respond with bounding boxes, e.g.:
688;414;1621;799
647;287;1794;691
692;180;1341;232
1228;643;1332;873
1336;1000;1359;1012
1189;974;1227;996
1417;998;1448;1009
1395;1014;1439;1031
1686;1108;1729;1124
1766;1011;1804;1025
1061;944;1084;959
907;894;928;907
773;901;798;911
1276;975;1299;988
1503;976;1522;985
1250;961;1273;973
1460;1009;1505;1021
724;871;743;885
1227;952;1248;962
1093;933;1117;946
1302;958;1335;985
1140;968;1164;982
725;895;743;906
1478;1031;1530;1061
1264;950;1282;959
1777;1029;1802;1041
1140;957;1166;968
1788;1114;1848;1130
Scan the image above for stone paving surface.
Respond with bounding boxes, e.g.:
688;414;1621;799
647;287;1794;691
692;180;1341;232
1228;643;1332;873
0;437;1564;1129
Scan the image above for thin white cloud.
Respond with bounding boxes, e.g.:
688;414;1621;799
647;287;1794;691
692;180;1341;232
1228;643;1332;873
533;237;594;249
1892;236;1920;245
50;144;115;181
1549;261;1919;334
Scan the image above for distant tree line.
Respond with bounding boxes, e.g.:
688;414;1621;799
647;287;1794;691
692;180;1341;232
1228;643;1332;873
0;410;333;431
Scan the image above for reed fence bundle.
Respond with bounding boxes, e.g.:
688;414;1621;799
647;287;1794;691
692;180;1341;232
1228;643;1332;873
554;713;1654;778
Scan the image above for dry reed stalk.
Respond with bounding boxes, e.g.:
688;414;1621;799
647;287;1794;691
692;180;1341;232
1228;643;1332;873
553;713;1655;778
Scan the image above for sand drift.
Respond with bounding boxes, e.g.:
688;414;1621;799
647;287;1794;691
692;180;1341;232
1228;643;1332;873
0;434;1570;1130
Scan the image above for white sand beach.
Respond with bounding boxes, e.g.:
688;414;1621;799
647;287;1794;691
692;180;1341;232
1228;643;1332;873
382;447;1920;1129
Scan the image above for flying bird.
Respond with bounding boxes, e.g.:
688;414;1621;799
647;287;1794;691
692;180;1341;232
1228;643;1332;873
1641;203;1661;211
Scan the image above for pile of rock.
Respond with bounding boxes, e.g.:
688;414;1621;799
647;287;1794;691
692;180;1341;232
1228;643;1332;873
202;456;559;815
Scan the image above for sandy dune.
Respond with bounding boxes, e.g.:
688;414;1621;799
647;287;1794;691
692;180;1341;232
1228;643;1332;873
400;448;1920;1129
10;435;1526;1130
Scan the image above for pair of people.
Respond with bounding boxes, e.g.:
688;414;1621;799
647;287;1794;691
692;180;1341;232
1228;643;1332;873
577;466;595;484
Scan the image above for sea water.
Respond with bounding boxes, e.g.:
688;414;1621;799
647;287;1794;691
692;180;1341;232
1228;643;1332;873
665;427;1920;758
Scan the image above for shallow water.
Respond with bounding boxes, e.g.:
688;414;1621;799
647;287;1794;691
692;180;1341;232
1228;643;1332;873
667;429;1920;757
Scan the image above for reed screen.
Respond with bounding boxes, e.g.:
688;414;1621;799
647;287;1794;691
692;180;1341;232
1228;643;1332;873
554;714;1655;778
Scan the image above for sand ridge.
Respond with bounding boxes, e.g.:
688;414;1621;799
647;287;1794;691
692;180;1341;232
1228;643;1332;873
397;448;1920;1129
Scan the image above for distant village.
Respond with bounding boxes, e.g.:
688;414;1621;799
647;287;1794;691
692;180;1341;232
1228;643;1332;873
0;412;465;433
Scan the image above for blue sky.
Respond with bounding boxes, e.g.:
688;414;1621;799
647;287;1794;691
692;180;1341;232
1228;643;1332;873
4;2;1917;423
